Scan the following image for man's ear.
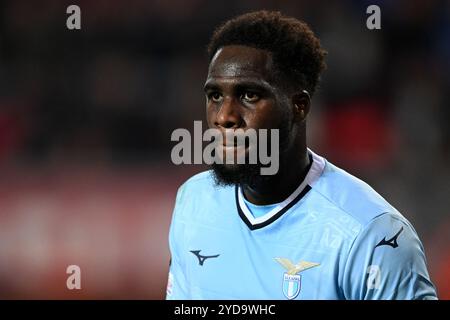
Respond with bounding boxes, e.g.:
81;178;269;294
291;90;311;122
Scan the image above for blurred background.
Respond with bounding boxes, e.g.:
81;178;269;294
0;0;448;299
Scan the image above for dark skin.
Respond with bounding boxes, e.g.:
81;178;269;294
204;45;311;205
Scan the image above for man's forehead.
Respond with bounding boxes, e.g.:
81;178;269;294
207;45;274;81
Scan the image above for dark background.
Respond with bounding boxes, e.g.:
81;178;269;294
0;0;448;299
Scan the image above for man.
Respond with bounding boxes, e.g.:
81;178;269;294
166;11;437;300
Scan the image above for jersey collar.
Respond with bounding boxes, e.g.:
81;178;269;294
235;149;326;230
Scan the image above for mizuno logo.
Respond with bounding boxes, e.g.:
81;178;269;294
190;250;220;266
375;226;404;249
275;258;320;275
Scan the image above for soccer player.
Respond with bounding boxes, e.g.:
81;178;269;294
166;11;437;300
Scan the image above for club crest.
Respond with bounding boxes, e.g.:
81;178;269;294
275;258;320;300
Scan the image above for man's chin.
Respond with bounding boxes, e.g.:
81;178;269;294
211;163;266;187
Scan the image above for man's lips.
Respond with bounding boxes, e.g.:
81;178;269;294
219;143;247;149
221;137;249;147
221;141;246;147
217;143;248;154
218;143;249;159
219;129;249;147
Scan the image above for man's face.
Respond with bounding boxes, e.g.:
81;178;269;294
204;45;294;186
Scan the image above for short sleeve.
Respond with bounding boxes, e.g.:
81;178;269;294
341;213;437;300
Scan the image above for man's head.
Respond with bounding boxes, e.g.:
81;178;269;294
205;10;326;187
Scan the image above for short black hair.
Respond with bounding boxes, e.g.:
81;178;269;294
207;10;327;96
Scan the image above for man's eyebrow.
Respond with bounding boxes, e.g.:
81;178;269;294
203;79;273;92
203;82;220;92
235;81;272;91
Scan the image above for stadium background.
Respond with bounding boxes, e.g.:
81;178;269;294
0;0;448;299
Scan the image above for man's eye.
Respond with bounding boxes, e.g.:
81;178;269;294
242;92;259;102
209;92;222;103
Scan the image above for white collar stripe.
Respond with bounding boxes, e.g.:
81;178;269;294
236;149;326;230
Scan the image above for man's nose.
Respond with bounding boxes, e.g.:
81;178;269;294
215;97;242;129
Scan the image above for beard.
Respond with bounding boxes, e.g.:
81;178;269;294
211;122;291;189
211;162;267;187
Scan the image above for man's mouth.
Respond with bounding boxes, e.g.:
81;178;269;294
216;142;249;163
221;140;246;147
214;130;257;164
217;143;247;151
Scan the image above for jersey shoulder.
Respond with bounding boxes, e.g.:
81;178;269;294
177;170;216;197
173;170;228;220
311;159;405;227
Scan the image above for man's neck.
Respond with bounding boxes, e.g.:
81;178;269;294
242;148;310;205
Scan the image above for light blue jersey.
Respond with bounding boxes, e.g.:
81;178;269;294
166;150;437;300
